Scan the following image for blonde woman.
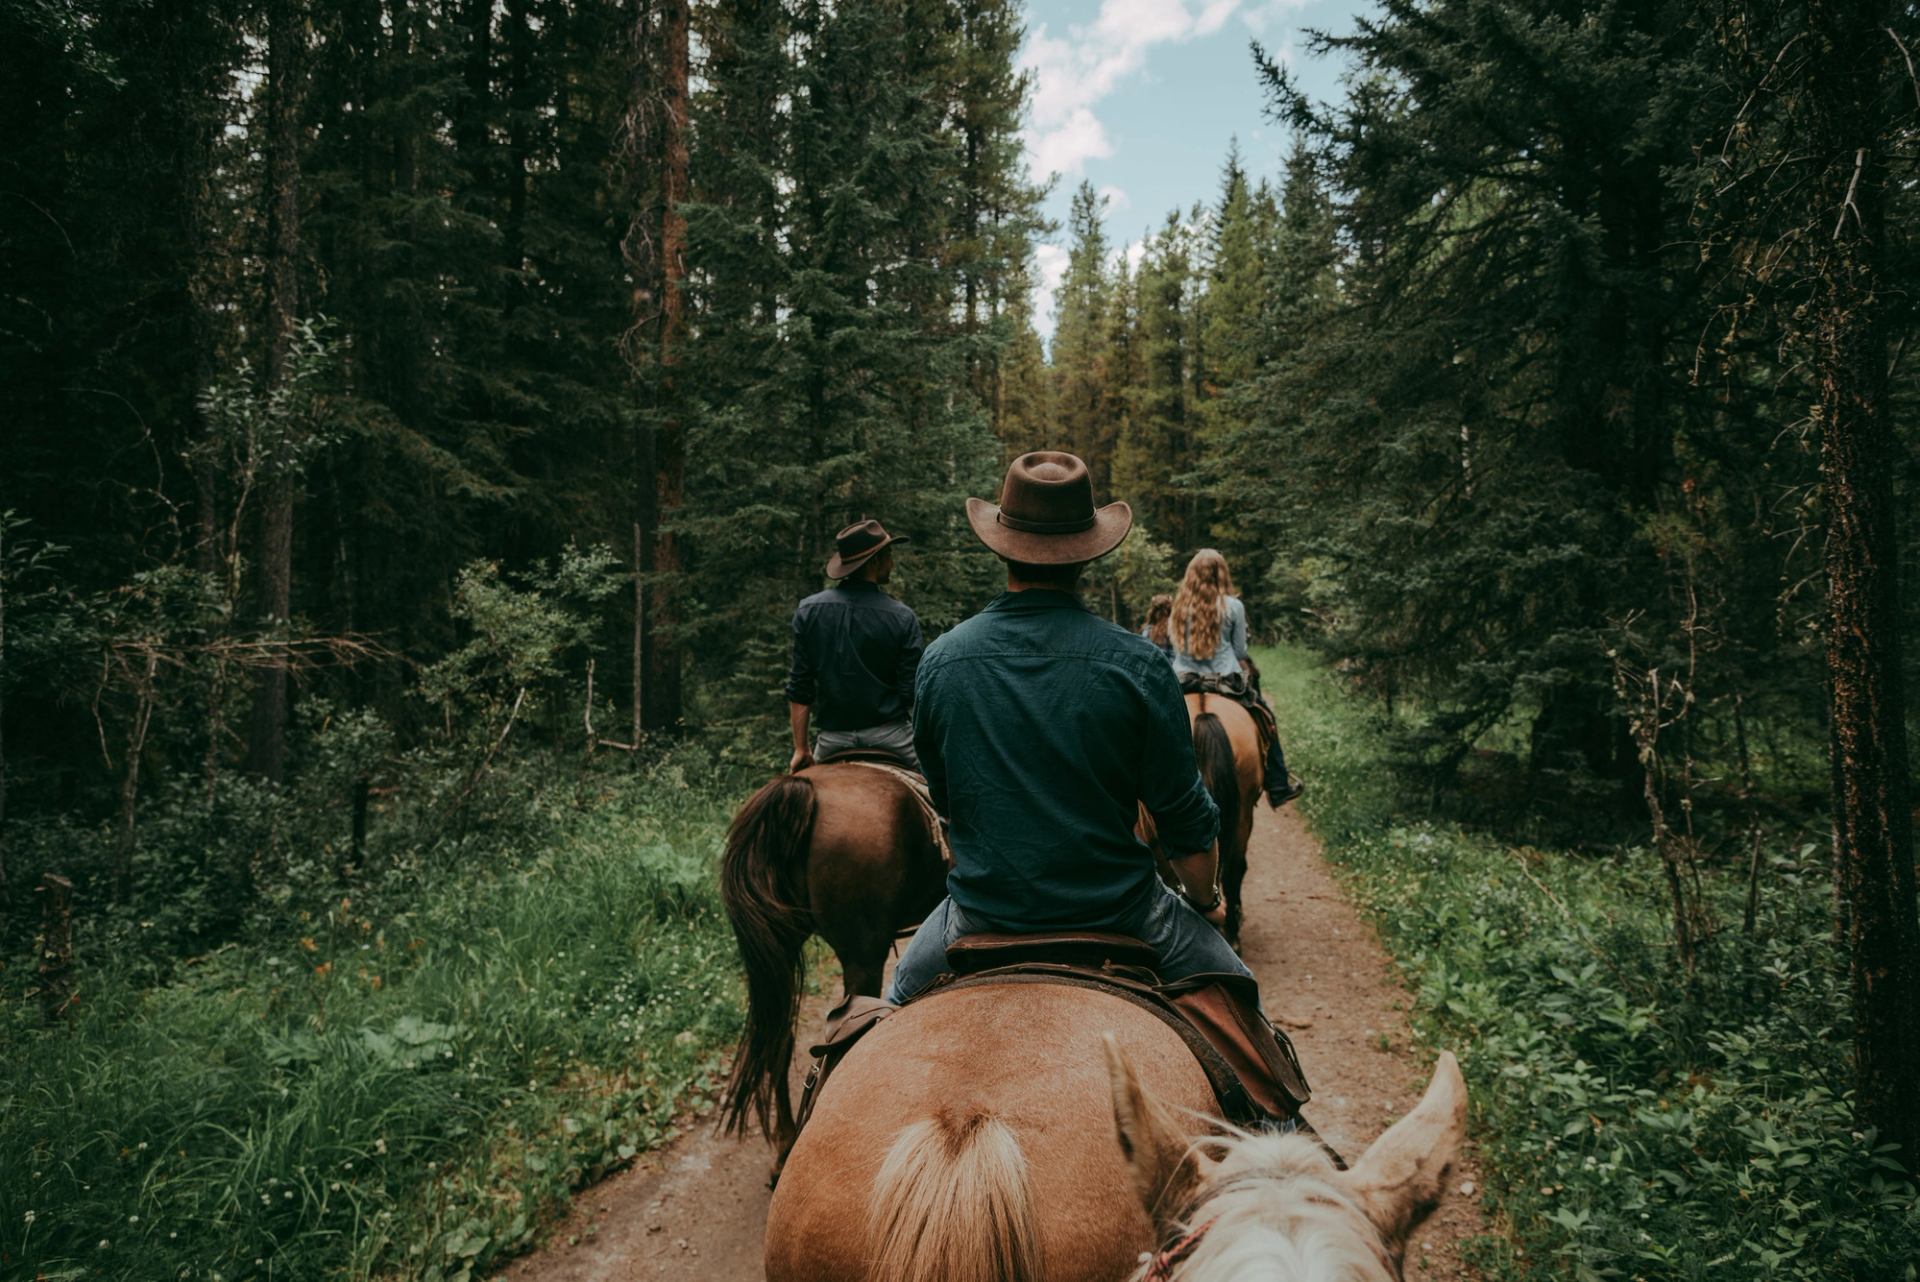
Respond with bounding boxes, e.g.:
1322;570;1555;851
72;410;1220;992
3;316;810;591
1170;549;1304;808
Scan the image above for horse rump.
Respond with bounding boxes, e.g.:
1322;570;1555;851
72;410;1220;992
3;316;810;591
718;772;818;1137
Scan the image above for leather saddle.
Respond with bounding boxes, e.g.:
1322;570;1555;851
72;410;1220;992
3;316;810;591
794;930;1313;1137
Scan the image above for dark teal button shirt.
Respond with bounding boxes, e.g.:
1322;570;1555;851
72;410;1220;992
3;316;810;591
912;590;1220;930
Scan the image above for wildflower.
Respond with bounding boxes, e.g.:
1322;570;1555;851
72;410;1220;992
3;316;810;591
128;1214;139;1223
23;1210;35;1224
99;1239;111;1249
300;937;318;952
374;1137;387;1155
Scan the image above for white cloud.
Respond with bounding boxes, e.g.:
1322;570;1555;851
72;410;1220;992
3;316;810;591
1029;107;1113;182
1240;0;1310;37
1031;243;1071;341
1099;184;1131;213
1020;1;1246;182
1124;238;1148;274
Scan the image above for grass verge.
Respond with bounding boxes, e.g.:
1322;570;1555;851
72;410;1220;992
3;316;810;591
2;754;744;1282
1258;644;1920;1282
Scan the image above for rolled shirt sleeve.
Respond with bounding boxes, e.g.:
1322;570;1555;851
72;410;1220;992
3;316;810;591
1138;661;1220;854
784;607;817;705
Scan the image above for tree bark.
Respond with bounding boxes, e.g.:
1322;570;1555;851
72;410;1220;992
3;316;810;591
645;0;688;734
36;872;74;1025
246;0;307;786
0;517;8;913
1805;0;1919;1172
621;0;687;738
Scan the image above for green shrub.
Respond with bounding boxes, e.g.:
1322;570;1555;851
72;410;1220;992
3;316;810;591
1258;644;1920;1281
0;750;747;1281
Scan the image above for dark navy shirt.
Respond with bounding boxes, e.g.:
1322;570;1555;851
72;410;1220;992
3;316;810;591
785;581;924;731
913;590;1220;930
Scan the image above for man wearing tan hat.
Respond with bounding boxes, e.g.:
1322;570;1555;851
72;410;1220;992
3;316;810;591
785;518;924;772
886;451;1254;1002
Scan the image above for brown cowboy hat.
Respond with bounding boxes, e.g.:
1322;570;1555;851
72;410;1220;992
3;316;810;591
965;450;1132;565
825;518;909;578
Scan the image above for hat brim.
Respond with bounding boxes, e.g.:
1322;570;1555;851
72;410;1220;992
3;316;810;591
825;533;908;579
964;497;1133;565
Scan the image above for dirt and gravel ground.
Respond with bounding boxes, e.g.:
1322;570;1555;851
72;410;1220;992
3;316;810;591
505;800;1488;1281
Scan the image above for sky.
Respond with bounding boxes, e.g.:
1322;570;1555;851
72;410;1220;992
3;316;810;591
1018;0;1367;342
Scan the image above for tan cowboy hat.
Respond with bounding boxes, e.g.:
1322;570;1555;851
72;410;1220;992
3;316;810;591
825;518;909;578
965;451;1133;565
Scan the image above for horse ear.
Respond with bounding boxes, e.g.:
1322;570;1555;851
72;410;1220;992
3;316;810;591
1104;1034;1213;1233
1342;1051;1468;1252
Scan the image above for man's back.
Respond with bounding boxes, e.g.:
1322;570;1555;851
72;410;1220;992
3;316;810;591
786;581;922;732
914;589;1217;929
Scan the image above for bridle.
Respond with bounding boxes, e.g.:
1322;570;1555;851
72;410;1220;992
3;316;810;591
1140;1217;1217;1282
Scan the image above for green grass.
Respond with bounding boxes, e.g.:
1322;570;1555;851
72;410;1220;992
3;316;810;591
1;754;745;1282
1257;644;1920;1282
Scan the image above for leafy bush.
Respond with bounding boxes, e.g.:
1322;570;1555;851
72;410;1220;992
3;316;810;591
0;749;748;1282
1259;644;1920;1281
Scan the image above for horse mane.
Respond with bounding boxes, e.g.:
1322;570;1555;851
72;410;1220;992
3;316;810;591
1142;1134;1398;1282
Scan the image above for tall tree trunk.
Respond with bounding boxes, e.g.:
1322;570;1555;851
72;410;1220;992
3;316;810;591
620;0;687;739
246;0;308;786
645;0;688;733
1805;0;1919;1173
0;517;8;914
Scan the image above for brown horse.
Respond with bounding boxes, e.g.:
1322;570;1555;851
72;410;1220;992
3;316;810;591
764;982;1464;1282
1139;694;1262;946
718;762;947;1173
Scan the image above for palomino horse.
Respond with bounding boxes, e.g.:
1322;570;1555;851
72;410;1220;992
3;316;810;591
765;982;1465;1282
1140;694;1262;946
718;762;947;1173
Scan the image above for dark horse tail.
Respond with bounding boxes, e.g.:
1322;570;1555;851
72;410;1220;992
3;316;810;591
1192;710;1241;831
718;773;817;1138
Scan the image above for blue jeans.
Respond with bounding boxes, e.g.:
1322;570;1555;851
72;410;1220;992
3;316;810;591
814;718;920;770
885;882;1256;1005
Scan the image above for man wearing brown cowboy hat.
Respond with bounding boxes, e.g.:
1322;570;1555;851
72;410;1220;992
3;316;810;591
886;451;1254;1002
785;518;925;772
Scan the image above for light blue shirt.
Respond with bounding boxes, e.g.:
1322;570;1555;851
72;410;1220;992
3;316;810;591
1170;595;1248;677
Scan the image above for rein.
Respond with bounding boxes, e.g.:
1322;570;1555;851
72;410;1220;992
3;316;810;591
1141;1217;1217;1282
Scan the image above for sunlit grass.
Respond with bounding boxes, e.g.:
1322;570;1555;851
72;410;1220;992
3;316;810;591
1;755;744;1282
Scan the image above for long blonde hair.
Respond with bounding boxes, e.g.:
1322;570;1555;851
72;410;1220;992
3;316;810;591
1172;549;1235;660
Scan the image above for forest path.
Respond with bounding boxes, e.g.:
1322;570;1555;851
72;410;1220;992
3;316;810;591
503;799;1487;1281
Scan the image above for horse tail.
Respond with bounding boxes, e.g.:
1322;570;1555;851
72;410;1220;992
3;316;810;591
1192;710;1242;835
718;773;817;1138
867;1109;1040;1282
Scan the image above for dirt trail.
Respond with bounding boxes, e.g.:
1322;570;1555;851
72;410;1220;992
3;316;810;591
505;802;1486;1281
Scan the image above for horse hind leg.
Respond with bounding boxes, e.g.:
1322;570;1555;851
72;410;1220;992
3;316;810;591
1222;835;1251;951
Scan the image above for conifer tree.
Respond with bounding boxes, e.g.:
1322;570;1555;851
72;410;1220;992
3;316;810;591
1051;182;1115;482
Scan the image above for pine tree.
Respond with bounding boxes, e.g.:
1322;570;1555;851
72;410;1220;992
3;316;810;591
1050;181;1115;482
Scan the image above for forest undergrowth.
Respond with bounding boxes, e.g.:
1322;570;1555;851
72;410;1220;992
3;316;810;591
1;750;747;1282
1261;645;1920;1281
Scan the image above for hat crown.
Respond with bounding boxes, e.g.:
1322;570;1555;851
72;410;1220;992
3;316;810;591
997;451;1097;534
835;519;889;558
